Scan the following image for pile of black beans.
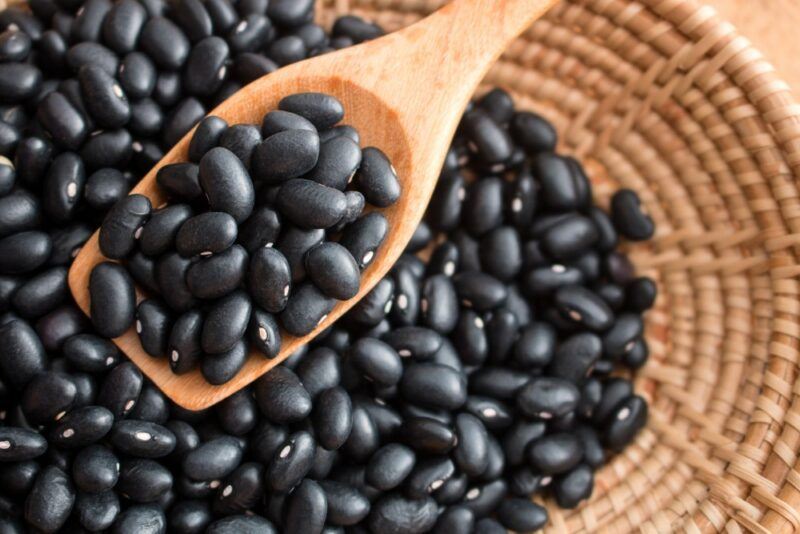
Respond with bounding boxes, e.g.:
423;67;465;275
0;0;657;530
89;92;399;385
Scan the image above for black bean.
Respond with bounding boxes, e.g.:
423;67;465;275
89;262;135;338
101;0;146;53
80;128;133;170
549;332;602;383
531;153;584;211
463;110;513;167
0;63;41;103
302;242;359;300
252;129;321;185
276;178;347;229
0;231;51;274
452;271;506;311
0;190;39;239
135;299;172;357
74;490;119;531
37;92;88;150
14;136;52;189
603;394;647;452
168;499;211;533
313;480;368;527
84;168;128;212
400;363;466;411
460;479;507;518
198;147;254;223
163;97;205;147
166;310;202;374
462;177;504;236
253;365;311;423
575;425;604;469
175;212;236;258
346;147;399;208
116;458;173;502
186;244;247;300
469;367;527;400
184;36;229;97
19;371;74;425
126;252;159;295
339;212;387;270
386;263;418;326
294;346;340;398
182;436;242;482
24;465;74;532
96;361;142;418
516;377;580;421
418;274;457;334
368;492;437;534
227;14;273;54
276;92;342;130
259;111;314;139
235;207;280;253
284;478;327;534
173;0;213;42
380;326;441;361
301;136;361;191
244;308;279;361
280;282;335;336
602;312;643;360
265;430;314;492
313;387;353;451
527;432;583;475
98;193;151;259
331;14;382;43
77;65;130;130
360;443;415;492
477;88;514;124
551;464;593;509
554;285;614;332
540;214;597;262
0;28;31;62
276;225;324;282
217;125;260;169
626;276;657;312
12;266;67;318
200;290;251;354
153;71;182;107
405;456;454;499
71;444;119;493
611;188;654;241
109;420;176;459
139;204;192;257
266;35;305;65
140;17;190;70
188;116;226;163
427;173;465;232
117;52;156;100
63;333;119;373
345;337;400;387
496;498;548;532
112;504;167;534
0;426;47;461
338;403;377;462
127;385;168;424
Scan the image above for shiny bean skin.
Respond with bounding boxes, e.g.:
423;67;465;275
89;262;135;338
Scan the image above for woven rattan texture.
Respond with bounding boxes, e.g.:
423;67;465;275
316;1;800;532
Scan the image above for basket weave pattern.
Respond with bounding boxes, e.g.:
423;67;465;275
318;1;800;532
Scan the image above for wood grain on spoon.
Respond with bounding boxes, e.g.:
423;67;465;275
68;0;559;410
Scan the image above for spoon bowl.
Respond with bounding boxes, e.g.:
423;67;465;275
68;0;558;410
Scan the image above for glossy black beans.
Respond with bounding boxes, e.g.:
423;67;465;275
37;92;87;150
182;436;242;481
305;242;360;299
136;299;172;357
307;136;360;190
400;363;467;411
24;465;74;532
199;147;255;223
496;498;548;532
254;366;312;424
353;147;400;207
140;17;190;70
155;252;196;312
97;361;143;418
219;124;261;167
280;282;335;336
266;430;315;492
79;65;130;129
252;129;320;184
611;189;654;241
276;225;324;282
340;212;388;269
157;162;202;201
176;211;237;258
0;427;47;461
201;290;251;354
184;37;229;96
279;92;343;130
75;490;120;531
277;178;347;229
517;377;580;420
0;231;52;274
553;463;593;508
89;262;135;338
527;433;583;475
186;244;248;300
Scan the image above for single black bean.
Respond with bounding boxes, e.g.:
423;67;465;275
0;231;52;274
331;14;383;43
136;299;172;357
79;128;133;170
284;478;327;534
294;346;340;399
463;177;504;236
541;213;598;261
452;310;487;365
433;506;474;534
406;456;455;499
116;458;173;502
75;490;119;531
98;193;151;259
182;436;242;481
549;332;602;383
174;0;213;41
527;432;583;475
238;206;280;252
211;461;262;515
381;326;442;360
188;116;227;163
517;377;580;420
611;188;654;241
109;420;176;459
363;443;415;492
420;274;458;334
227;14;273;54
112;504;167;534
215;390;257;437
84;168;128;212
280;282;335;336
124;251;157;295
510;110;557;153
427;173;465;232
0;63;41;103
167;310;203;374
469;367;528;400
317;480;369;526
176;211;237;258
187;244;247;300
602;312;643;360
463;109;513;166
532;153;586;211
199;147;254;223
339;212;388;270
155;163;201;202
305;242;360;300
253;365;311;423
555;285;614;331
163;97;206;147
139;204;193;257
0;426;47;461
603;394;647;452
184;36;229;96
347;337;401;387
72;444;118;493
14;136;53;189
89;262;135;338
496;498;548;532
102;0;146;53
200;290;251;354
389;262;420;326
368;492;437;534
278;92;343;130
140;17;190;70
36;92;88;150
306;136;361;191
12;266;67;318
117;52;156;100
452;271;507;311
97;361;142;418
461;479;507;518
0;28;31;62
0;190;39;240
152;71;182;108
261;110;316;138
342;404;379;462
24;466;74;533
626;276;657;312
477;88;514;124
267;35;306;65
400;363;466;411
252;129;321;184
277;178;347;229
622;337;649;369
351;146;399;207
276;225;324;282
552;463;594;509
168;500;212;533
218;124;261;168
63;333;118;373
20;371;75;425
266;430;315;492
313;387;353;451
78;65;130;129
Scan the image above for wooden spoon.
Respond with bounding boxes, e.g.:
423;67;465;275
68;0;559;410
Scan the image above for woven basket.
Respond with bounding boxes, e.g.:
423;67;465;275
314;1;800;533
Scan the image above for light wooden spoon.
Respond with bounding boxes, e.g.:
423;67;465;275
68;0;559;410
